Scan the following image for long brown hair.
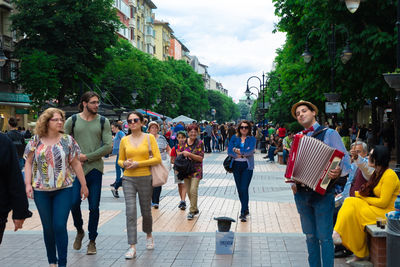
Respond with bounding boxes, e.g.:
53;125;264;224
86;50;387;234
359;146;390;197
236;120;252;137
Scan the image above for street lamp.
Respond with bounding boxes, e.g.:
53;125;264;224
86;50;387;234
246;73;269;128
383;0;400;176
343;0;361;13
302;25;352;104
0;40;8;67
131;90;138;105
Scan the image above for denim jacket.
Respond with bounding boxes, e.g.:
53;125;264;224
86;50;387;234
228;135;256;170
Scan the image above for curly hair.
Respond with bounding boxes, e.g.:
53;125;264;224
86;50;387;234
34;108;65;137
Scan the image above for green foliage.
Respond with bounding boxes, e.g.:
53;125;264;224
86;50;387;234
238;102;250;120
288;121;303;133
99;39;242;121
18;50;61;109
11;0;121;106
207;90;239;122
268;0;397;125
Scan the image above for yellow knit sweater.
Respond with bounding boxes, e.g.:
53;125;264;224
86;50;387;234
118;134;161;177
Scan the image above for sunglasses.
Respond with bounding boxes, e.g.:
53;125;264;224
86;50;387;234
239;126;250;130
127;118;140;124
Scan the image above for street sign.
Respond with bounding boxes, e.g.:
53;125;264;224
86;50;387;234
325;102;341;114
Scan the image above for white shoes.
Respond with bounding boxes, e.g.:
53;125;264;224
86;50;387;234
146;237;154;250
125;247;136;259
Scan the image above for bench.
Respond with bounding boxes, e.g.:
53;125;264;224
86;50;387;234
277;152;284;165
366;224;386;267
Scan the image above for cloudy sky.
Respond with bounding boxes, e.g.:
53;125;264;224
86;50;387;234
154;0;286;102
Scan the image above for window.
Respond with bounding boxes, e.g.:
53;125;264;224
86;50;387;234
10;61;17;81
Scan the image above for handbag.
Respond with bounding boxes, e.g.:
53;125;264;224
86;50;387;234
147;135;169;187
223;155;235;173
173;154;196;180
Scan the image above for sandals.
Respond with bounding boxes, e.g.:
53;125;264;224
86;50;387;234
125;247;136;259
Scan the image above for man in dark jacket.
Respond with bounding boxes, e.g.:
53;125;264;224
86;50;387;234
6;117;26;169
0;132;31;244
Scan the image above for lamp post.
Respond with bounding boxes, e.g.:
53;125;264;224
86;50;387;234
245;73;269;129
383;0;400;176
302;25;352;122
0;40;8;67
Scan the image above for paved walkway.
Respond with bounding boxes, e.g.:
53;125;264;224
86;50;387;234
1;151;348;266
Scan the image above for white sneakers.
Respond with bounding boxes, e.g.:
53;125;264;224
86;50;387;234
146;237;154;250
125;247;136;259
125;237;154;260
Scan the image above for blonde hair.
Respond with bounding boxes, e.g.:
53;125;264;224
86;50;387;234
34;108;65;137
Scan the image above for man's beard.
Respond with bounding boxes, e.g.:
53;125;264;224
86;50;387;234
86;106;98;115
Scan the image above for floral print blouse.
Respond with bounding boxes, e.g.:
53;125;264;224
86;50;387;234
178;139;204;179
24;134;81;190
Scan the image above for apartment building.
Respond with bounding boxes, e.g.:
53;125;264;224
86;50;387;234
169;36;182;60
114;0;156;55
209;78;228;96
154;20;173;61
0;0;32;131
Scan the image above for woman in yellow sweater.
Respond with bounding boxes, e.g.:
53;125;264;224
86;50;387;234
118;111;161;259
333;145;400;263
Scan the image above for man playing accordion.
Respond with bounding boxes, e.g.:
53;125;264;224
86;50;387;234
290;100;351;267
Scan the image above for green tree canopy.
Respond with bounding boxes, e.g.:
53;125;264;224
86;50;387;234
11;0;121;107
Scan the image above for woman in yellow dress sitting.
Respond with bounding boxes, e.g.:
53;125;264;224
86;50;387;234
333;145;400;262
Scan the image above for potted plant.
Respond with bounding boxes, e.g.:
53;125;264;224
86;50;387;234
383;69;400;90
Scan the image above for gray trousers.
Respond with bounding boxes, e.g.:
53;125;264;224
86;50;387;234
122;175;153;245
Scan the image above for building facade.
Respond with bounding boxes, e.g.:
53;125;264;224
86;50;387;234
0;0;32;131
168;37;182;60
114;0;156;55
154;20;173;61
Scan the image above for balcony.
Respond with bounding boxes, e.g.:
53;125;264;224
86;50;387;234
128;0;137;7
145;16;154;24
0;35;15;52
129;18;136;28
0;0;12;10
145;36;155;46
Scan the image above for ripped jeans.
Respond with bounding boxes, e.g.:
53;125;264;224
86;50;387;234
294;188;335;267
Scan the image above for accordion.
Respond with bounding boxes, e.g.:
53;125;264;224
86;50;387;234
284;134;345;195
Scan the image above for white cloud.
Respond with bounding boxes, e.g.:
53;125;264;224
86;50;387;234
154;0;286;102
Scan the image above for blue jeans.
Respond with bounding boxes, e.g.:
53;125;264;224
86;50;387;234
152;186;162;204
232;161;253;214
294;189;335;267
283;149;289;164
114;154;123;190
34;187;73;267
71;169;102;241
268;146;276;161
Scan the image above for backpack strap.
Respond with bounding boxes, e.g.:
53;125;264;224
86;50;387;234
147;134;153;158
71;114;77;137
100;115;105;133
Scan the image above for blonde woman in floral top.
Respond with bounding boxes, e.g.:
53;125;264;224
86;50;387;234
24;108;88;267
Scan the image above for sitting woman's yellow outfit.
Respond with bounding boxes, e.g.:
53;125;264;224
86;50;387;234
334;168;400;257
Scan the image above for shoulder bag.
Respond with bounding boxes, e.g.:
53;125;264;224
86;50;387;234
147;134;169;187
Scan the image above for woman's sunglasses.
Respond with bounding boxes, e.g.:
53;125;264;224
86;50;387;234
239;126;250;130
127;118;140;124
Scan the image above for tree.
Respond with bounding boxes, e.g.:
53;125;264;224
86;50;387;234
11;0;121;107
98;39;211;120
207;90;240;122
238;102;250;120
269;0;396;127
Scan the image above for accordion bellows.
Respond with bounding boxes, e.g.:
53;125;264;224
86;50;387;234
285;134;345;195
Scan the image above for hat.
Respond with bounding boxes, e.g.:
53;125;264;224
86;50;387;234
291;100;318;119
147;121;160;131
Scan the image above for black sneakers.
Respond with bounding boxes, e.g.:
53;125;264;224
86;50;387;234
178;201;186;210
111;188;119;198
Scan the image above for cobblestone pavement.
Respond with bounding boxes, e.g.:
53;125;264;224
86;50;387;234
1;151;348;266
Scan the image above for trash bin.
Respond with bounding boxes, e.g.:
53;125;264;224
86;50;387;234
214;217;235;255
386;212;400;267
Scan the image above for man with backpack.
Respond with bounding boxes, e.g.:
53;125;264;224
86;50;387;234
64;91;112;255
6;117;26;170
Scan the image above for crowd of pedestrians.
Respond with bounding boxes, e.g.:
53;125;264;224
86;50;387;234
1;92;400;266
